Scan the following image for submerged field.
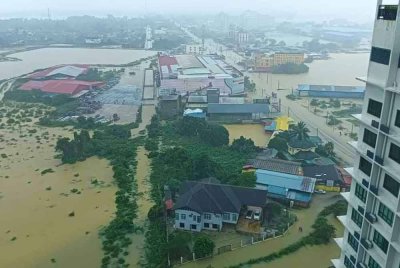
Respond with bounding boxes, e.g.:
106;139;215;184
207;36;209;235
0;102;117;267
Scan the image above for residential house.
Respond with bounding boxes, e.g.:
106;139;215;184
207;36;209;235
287;137;317;155
174;181;267;232
255;169;316;207
303;165;345;192
158;95;182;119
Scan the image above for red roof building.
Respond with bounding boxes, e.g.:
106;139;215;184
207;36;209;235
20;80;104;96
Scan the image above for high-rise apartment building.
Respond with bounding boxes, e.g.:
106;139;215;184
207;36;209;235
332;2;400;268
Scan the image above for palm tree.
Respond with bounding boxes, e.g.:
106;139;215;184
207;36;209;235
289;121;310;140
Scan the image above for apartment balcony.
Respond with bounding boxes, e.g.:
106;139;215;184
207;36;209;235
377;5;398;21
331;258;344;268
341;192;351;203
352;113;380;130
338;215;347;226
334;237;344;249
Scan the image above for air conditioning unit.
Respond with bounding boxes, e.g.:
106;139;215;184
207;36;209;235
368;213;378;223
364;240;373;249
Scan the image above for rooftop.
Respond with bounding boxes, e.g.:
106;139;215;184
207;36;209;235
303;165;341;182
28;64;89;79
208;103;269;114
256;169;316;193
249;158;303;175
175;181;268;214
288;137;317;150
20;80;103;95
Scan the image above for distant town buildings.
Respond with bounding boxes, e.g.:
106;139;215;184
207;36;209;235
254;52;305;71
185;44;204;55
144;25;153;50
229;26;249;44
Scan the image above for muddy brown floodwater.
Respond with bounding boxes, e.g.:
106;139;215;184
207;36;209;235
223;124;271;147
0;112;117;267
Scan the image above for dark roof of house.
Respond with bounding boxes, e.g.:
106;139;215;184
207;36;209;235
207;103;269;114
249;158;302;175
303;165;342;182
188;95;208;103
287;137;316;149
294;151;320;161
175;181;267;214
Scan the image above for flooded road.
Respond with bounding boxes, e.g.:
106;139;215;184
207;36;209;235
223;124;271;147
127;104;156;267
0;112;116;267
182;193;344;268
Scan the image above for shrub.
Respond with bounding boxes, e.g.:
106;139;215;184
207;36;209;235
193;236;215;259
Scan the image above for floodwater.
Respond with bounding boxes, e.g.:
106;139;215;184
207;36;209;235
182;193;344;268
0;47;157;80
0;112;116;267
223;124;271;147
247;53;369;97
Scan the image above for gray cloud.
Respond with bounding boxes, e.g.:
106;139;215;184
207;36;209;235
0;0;382;22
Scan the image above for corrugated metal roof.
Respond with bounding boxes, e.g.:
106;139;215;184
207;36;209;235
249;158;302;175
20;80;103;95
255;169;316;193
208;103;269;114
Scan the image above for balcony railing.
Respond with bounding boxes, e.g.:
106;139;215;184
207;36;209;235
365;212;378;223
377;5;398;21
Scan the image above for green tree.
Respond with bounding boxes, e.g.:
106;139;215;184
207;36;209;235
289;121;310;141
310;99;319;106
193;236;215;258
268;137;288;152
231;136;258;153
199;124;229;147
232;172;256;188
309;217;336;245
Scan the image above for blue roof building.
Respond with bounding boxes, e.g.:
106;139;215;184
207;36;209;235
297;84;365;99
255;169;316;207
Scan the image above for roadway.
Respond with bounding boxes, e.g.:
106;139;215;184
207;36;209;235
182;27;356;166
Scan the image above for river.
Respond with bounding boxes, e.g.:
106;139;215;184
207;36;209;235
0;47;157;80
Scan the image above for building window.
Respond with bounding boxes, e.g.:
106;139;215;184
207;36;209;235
191;224;197;230
389;143;400;164
359;157;372;176
212;224;219;229
383;174;399;197
370;46;391;65
363;129;377;148
344;256;354;268
181;214;186;220
347;233;359;252
175;213;179;220
355;183;367;203
232;214;238;222
378;202;394;226
351;208;363;228
223;213;230;221
197;216;201;223
179;223;185;228
373;230;389;254
367;99;383;118
395;110;400;128
204;213;211;220
368;256;381;268
204;223;210;228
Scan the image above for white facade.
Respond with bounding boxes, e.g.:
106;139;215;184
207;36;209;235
332;2;400;268
185;44;203;55
174;209;239;232
144;25;153;50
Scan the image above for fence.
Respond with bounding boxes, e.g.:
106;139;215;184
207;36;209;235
174;223;295;266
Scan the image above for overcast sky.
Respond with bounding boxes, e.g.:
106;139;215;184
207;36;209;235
0;0;394;23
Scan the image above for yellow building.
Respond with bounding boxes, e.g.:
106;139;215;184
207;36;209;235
273;53;305;66
254;53;305;70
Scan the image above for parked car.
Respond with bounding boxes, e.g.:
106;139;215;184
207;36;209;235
253;210;261;221
245;210;254;220
314;189;327;194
